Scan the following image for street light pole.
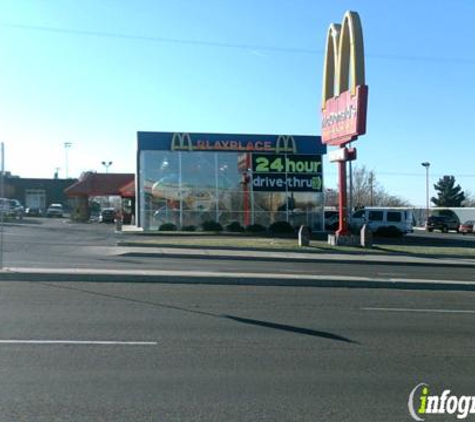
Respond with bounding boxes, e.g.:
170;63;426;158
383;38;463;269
101;161;113;173
421;162;430;223
369;171;374;206
0;142;5;269
64;142;72;178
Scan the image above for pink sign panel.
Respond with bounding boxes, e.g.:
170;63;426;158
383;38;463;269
322;85;368;146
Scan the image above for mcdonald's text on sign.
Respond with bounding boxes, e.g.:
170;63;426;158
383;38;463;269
322;85;368;146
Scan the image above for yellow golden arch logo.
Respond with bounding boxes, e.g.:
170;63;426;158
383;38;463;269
171;133;193;151
322;10;365;107
275;135;297;153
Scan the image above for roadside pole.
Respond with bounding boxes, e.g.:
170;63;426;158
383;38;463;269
0;142;4;269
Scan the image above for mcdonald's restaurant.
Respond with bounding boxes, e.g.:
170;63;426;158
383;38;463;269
137;131;327;231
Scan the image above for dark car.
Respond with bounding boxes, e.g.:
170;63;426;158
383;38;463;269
324;210;339;231
426;215;460;233
8;199;24;219
459;220;475;235
99;208;116;224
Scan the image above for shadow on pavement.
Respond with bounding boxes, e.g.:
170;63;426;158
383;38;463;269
375;233;475;249
223;315;357;343
36;282;357;343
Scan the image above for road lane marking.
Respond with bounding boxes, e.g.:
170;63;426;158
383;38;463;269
362;307;475;314
0;340;157;345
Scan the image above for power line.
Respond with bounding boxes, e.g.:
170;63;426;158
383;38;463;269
378;172;475;178
1;22;475;65
0;22;320;55
325;171;475;178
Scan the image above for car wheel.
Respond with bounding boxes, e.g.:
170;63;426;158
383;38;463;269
427;228;433;232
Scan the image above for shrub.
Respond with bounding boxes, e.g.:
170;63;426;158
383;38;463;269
158;223;177;231
245;223;267;233
226;221;245;233
201;220;223;232
182;225;197;232
268;221;295;235
374;226;403;238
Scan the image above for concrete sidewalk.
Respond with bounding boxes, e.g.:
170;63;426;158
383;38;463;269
115;244;475;268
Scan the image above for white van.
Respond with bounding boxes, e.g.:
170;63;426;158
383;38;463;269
349;208;413;235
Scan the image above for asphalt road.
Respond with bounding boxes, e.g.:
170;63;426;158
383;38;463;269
0;218;474;421
0;281;474;421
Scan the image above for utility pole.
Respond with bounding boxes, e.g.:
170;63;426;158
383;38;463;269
421;162;430;223
0;142;5;269
64;142;72;178
369;171;374;206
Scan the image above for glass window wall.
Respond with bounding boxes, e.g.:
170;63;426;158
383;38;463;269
139;151;324;231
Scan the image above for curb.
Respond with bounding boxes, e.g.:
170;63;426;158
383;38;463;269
117;250;475;268
1;268;475;292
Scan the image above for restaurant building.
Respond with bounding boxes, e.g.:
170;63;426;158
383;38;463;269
137;132;326;231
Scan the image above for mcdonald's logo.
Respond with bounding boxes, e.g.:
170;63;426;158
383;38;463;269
171;133;193;151
321;11;368;146
275;135;297;153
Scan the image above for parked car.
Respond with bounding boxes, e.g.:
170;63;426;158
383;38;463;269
459;220;475;235
324;210;339;231
8;199;24;219
426;215;459;233
25;207;43;217
99;207;116;223
46;203;64;218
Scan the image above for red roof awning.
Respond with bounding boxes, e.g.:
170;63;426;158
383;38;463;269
64;172;135;197
118;180;135;198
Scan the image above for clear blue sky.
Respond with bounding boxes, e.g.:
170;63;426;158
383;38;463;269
0;0;474;206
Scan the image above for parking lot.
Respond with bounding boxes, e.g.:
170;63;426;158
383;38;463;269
0;217;118;269
0;217;473;270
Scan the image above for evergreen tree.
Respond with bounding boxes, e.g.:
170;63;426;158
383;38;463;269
431;175;465;207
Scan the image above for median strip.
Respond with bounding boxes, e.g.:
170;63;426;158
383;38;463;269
0;340;158;345
362;307;475;314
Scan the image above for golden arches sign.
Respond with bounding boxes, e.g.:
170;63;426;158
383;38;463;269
171;133;193;151
321;11;368;146
275;135;297;153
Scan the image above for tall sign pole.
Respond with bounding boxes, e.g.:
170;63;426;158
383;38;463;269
0;142;5;269
321;11;368;239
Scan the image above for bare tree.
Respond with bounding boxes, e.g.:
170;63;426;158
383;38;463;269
462;190;475;207
350;165;411;208
324;188;338;207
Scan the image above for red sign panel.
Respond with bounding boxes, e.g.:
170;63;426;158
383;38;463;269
321;85;368;146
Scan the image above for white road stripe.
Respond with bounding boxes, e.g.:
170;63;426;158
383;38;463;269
362;307;475;314
0;340;157;345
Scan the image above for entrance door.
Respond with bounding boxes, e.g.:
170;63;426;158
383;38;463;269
25;189;46;211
